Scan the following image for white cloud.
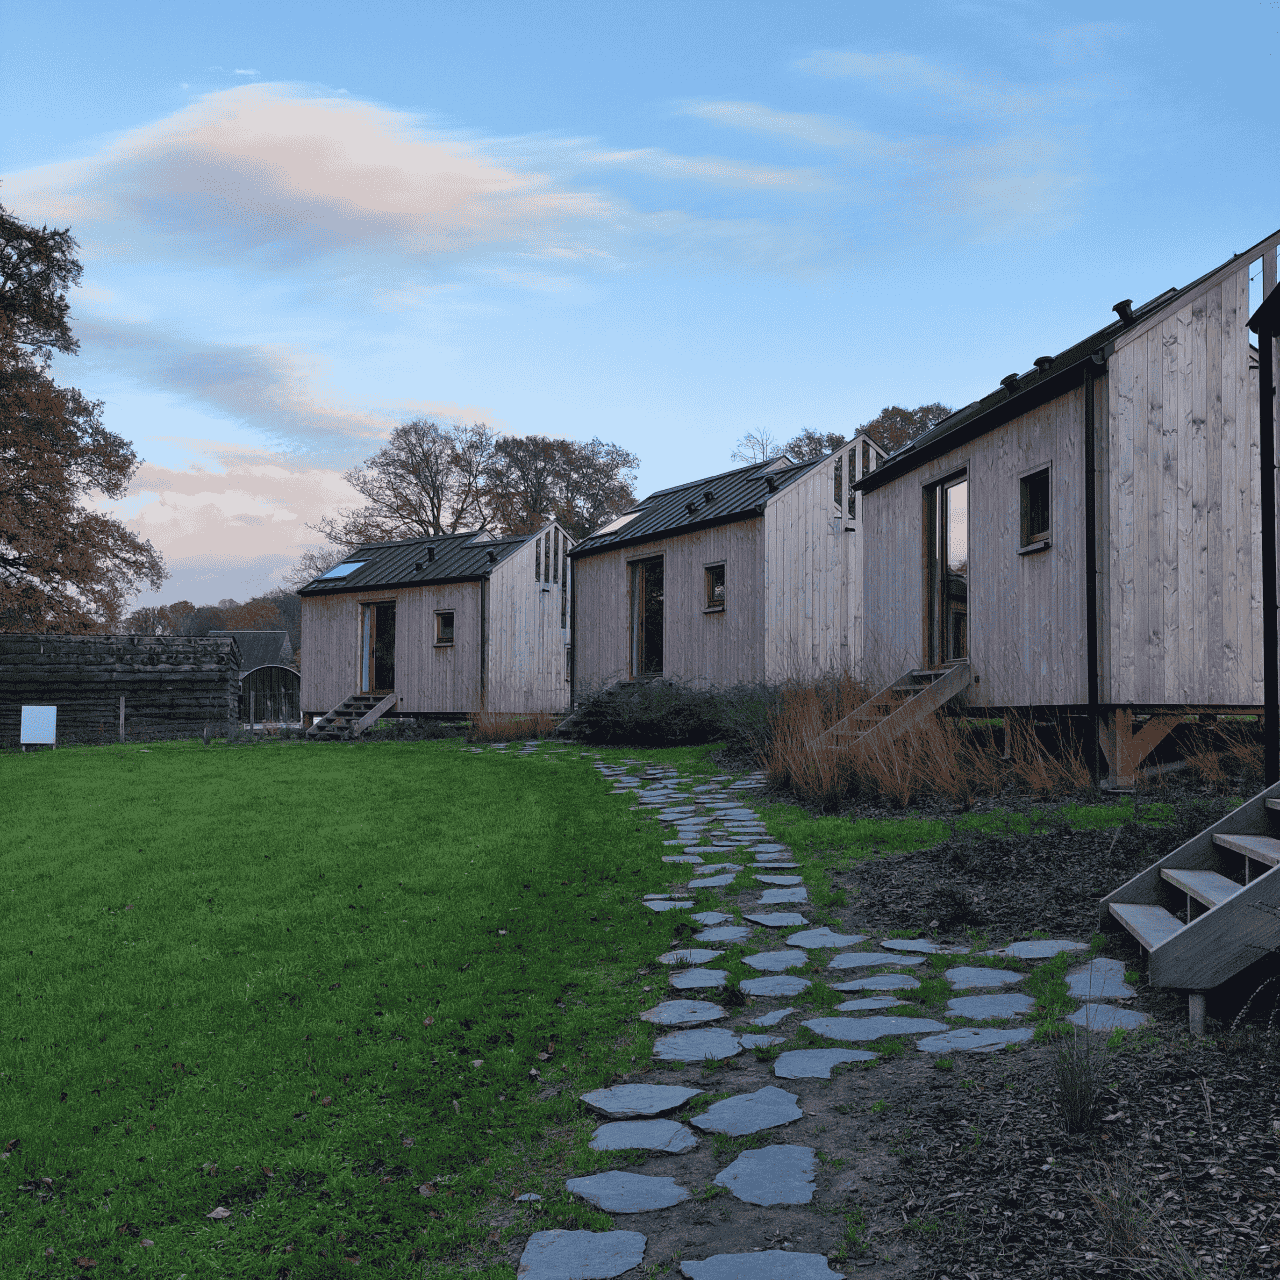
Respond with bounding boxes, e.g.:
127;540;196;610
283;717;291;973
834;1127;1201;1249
233;69;259;76
586;144;830;192
681;101;904;157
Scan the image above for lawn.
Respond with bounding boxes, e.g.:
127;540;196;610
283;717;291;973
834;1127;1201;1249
0;739;674;1277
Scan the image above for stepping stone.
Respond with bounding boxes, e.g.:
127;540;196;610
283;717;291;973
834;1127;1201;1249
835;997;905;1012
881;938;960;954
658;949;724;965
752;862;800;871
788;927;867;949
641;1000;727;1027
566;1171;691;1213
663;855;705;864
516;1192;542;1201
688;874;738;888
803;1015;948;1042
694;927;751;944
829;952;924;970
691;1085;802;1135
579;1084;703;1118
947;993;1036;1019
645;900;691;913
915;1027;1035;1053
692;911;733;925
662;840;685;847
653;1028;742;1061
684;846;731;856
743;949;807;972
1000;939;1090;960
750;843;788;854
755;875;803;886
689;863;743;875
713;1145;817;1206
740;974;811;996
748;1006;796;1027
774;1048;877;1078
518;1230;647;1279
681;1251;843;1279
644;893;690;900
589;1119;698;1153
744;912;807;928
1067;1003;1150;1032
670;968;728;990
1065;957;1135;1000
738;1033;786;1049
945;966;1023;989
721;808;760;820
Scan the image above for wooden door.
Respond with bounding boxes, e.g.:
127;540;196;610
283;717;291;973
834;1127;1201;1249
360;602;397;692
629;556;664;677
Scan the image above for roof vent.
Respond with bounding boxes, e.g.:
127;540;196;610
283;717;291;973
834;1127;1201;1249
686;500;699;515
1000;373;1020;390
426;546;436;562
413;561;424;572
765;475;780;493
486;549;497;563
1033;356;1054;372
1113;298;1134;325
703;489;715;505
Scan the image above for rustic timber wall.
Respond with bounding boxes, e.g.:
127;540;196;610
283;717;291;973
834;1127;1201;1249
1101;257;1266;706
485;525;572;713
301;582;484;715
861;384;1094;708
0;634;240;744
572;520;765;692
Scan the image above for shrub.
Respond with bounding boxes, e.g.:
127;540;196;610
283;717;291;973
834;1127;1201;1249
563;680;770;748
363;717;463;743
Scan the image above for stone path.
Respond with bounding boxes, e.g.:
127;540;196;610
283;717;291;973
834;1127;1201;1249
474;746;1150;1278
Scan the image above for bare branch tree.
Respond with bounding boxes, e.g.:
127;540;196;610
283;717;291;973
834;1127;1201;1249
730;428;785;465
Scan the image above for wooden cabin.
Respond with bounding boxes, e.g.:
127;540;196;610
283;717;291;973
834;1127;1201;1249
853;229;1280;785
567;434;885;694
210;631;300;725
298;524;573;724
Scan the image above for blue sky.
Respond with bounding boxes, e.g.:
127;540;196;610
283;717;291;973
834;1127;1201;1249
4;0;1279;606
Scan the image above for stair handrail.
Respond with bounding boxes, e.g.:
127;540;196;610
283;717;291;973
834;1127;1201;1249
351;691;399;737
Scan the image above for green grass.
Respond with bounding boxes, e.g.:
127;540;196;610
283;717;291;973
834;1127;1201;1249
1;738;676;1277
583;743;727;776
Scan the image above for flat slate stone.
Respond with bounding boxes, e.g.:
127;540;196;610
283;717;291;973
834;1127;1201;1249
681;1251;844;1279
947;993;1036;1019
691;1085;802;1135
773;1048;876;1078
589;1119;698;1153
516;1192;542;1201
684;846;731;855
835;997;904;1012
1001;939;1090;960
670;968;728;990
787;927;867;949
691;863;744;874
658;949;725;965
713;1145;817;1206
803;1015;948;1042
750;843;788;853
1067;1003;1150;1032
752;862;800;870
644;893;690;900
694;927;751;944
1065;957;1135;1000
566;1171;691;1213
737;1034;786;1049
641;1000;727;1027
740;974;812;996
518;1229;647;1279
692;911;733;925
755;875;803;886
915;1027;1035;1053
721;808;761;820
688;874;738;888
663;855;705;864
828;951;925;970
945;966;1024;989
881;938;956;954
743;949;807;972
645;900;691;913
749;1006;796;1027
653;1028;742;1062
579;1084;703;1119
744;912;808;928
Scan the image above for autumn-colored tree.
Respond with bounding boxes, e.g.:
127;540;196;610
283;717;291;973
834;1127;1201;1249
783;428;850;462
0;203;166;631
858;403;952;454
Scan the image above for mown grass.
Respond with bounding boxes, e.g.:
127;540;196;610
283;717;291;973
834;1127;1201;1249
0;739;673;1277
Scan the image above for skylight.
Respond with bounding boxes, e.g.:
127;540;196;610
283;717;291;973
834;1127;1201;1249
591;510;641;536
318;561;366;579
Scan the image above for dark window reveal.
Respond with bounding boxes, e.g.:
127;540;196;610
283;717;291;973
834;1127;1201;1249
1020;468;1051;546
435;611;455;645
705;564;726;610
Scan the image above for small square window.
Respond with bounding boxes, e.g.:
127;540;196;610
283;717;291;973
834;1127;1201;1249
1020;468;1051;548
435;611;455;645
705;564;726;611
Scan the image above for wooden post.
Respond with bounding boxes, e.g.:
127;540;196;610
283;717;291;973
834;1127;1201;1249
250;691;255;733
119;695;125;744
1188;991;1207;1038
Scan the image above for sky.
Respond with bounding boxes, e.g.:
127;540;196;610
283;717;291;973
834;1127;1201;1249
4;0;1280;608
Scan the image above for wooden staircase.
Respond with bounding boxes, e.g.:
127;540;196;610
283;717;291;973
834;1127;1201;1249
307;691;398;741
1100;780;1280;1031
817;661;972;753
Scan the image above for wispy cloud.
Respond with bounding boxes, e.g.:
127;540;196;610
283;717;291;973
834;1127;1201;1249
232;69;259;76
681;101;904;157
586;145;830;192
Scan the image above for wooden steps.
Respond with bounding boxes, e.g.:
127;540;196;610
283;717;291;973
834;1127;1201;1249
817;660;971;754
307;691;398;741
1100;780;1280;1029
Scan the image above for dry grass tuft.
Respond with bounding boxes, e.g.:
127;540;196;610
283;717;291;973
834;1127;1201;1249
468;710;561;743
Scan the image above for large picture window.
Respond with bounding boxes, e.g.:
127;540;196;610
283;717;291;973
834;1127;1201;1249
629;556;664;677
924;473;968;666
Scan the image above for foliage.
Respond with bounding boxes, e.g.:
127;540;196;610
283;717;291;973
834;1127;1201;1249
564;679;778;749
0;201;166;631
783;427;849;462
858;402;952;453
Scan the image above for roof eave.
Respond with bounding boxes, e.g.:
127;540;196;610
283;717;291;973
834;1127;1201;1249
298;572;491;598
568;507;764;560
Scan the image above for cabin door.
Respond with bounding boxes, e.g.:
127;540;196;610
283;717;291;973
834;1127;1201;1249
630;556;664;677
360;602;396;692
925;475;968;666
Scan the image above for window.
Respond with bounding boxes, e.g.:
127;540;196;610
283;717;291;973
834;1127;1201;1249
435;610;455;646
705;563;726;612
1019;466;1051;549
318;560;365;579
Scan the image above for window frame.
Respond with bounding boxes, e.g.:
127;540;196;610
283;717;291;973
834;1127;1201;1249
434;609;456;647
1018;463;1052;554
703;561;726;613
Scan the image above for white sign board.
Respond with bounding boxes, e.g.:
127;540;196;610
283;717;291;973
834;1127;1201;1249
20;705;57;746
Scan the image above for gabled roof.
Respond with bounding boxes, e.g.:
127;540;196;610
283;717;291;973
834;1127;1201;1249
209;630;293;671
297;529;531;597
568;457;812;559
860;229;1280;494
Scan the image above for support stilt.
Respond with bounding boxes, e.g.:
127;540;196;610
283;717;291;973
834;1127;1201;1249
1188;991;1207;1038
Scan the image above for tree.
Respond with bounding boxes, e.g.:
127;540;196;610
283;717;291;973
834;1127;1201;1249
1;203;167;630
784;428;850;462
555;437;641;541
730;428;784;466
282;547;346;591
858;403;952;454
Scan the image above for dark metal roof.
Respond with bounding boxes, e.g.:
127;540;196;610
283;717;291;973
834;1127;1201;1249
568;458;814;559
859;230;1280;494
209;631;292;670
297;529;530;597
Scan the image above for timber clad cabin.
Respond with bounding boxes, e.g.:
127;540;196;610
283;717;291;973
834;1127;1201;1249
568;432;885;692
298;524;573;722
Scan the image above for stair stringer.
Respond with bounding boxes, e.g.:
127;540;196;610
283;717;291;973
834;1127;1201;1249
819;661;971;756
351;692;399;737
